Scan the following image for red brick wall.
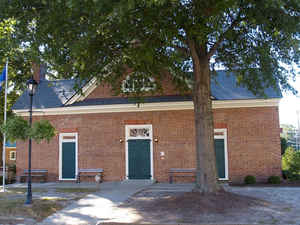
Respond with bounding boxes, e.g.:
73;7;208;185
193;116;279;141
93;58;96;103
16;106;281;184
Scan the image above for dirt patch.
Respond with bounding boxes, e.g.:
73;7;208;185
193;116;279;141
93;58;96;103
124;190;268;214
118;190;273;224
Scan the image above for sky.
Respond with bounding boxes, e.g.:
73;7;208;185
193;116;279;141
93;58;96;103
279;75;300;128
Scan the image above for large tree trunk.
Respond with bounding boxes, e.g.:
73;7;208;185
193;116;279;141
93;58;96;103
189;41;220;193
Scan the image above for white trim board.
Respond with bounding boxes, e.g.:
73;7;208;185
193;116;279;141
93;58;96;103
65;77;98;105
125;124;154;180
59;133;78;181
14;98;280;116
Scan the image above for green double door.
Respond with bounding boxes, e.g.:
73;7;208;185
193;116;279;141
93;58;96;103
214;139;226;179
128;139;151;179
61;142;76;179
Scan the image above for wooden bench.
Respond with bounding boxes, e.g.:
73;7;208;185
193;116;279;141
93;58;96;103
169;168;196;183
20;169;48;183
77;168;103;183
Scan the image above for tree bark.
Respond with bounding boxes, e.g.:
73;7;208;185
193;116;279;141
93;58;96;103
189;40;220;193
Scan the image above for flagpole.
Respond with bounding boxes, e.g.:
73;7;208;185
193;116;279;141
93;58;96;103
2;59;8;192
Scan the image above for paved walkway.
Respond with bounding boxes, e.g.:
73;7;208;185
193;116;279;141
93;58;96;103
37;180;153;225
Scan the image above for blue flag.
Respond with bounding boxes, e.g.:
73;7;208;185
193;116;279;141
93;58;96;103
0;67;6;91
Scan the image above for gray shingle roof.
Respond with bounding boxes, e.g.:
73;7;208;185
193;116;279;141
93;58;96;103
211;71;282;100
12;71;282;110
13;79;77;110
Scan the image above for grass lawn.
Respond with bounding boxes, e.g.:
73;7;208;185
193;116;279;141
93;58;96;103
0;187;98;223
0;198;66;222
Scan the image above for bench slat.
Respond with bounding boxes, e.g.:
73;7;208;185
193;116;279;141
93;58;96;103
169;168;196;173
169;168;196;183
78;169;103;173
24;169;48;173
20;175;45;177
77;168;103;183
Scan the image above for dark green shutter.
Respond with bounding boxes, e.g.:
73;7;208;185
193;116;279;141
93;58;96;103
62;142;76;179
128;139;151;179
214;139;226;179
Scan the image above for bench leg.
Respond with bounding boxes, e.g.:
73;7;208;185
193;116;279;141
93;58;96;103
169;175;173;184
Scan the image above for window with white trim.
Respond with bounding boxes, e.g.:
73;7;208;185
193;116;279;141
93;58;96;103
122;72;156;93
9;151;16;160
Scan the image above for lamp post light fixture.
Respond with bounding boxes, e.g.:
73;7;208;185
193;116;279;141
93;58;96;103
25;77;38;205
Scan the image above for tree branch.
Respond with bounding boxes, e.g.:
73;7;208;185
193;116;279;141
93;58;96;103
207;12;242;59
173;45;189;56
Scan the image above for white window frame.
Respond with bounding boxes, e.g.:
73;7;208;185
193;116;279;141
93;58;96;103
125;124;154;180
59;133;78;181
9;150;16;160
214;128;229;180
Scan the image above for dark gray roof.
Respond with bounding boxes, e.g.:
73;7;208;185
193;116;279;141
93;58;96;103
211;71;282;100
13;79;77;110
12;71;282;110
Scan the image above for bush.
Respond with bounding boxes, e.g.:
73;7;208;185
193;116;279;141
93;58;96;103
288;173;300;181
268;176;281;184
282;147;300;181
282;170;292;179
282;147;300;171
244;175;256;184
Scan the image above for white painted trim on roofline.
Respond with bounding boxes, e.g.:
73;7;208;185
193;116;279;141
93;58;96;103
125;124;154;180
13;98;280;116
66;77;98;105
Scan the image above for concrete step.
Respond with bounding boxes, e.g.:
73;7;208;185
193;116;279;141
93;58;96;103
121;179;156;185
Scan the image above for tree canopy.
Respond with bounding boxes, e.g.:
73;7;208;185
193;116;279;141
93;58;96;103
0;0;299;192
1;0;299;93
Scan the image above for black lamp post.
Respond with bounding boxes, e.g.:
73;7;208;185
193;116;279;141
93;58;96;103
25;77;38;205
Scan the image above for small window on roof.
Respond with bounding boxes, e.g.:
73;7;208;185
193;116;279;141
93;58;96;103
122;72;156;93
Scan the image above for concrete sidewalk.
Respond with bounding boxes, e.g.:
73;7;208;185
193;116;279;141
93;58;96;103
38;180;153;225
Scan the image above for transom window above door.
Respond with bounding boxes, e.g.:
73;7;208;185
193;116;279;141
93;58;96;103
126;125;153;140
129;128;150;138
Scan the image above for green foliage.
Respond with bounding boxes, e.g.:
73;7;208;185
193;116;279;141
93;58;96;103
244;175;256;185
282;147;299;171
268;176;281;184
1;116;56;143
282;170;292;180
0;0;298;95
282;147;300;180
280;137;288;155
31;120;56;143
1;116;30;142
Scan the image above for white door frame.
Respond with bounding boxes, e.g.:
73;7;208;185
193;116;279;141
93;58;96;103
59;133;78;181
214;128;229;180
125;124;154;180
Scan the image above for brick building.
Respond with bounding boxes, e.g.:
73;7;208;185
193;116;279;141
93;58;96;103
12;70;282;183
0;141;16;167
